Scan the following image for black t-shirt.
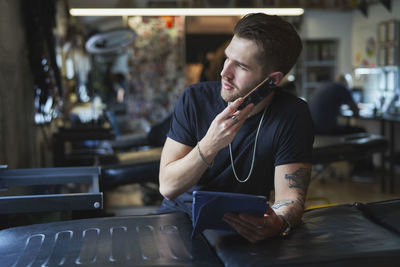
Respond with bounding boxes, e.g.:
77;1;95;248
159;81;314;215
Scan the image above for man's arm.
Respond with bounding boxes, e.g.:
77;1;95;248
273;162;311;228
159;98;254;200
158;137;210;200
223;162;311;243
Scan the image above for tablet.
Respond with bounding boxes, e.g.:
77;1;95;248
192;190;268;237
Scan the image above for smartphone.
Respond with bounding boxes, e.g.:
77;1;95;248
237;77;276;110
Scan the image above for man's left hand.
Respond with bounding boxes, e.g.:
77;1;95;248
222;206;283;243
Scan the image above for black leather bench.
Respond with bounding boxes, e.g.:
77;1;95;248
97;132;390;205
312;132;388;191
0;212;221;267
97;133;389;199
204;200;400;266
312;132;388;164
1;199;399;266
99;133;388;187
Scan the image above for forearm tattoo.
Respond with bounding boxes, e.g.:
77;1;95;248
272;167;311;226
285;168;311;196
272;200;294;209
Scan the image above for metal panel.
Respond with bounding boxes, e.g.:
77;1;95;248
0;193;103;214
0;166;102;213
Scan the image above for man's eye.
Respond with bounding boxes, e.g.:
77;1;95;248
237;63;247;70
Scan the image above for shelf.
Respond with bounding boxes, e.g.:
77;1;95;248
300;39;338;99
303;60;336;67
305;82;324;88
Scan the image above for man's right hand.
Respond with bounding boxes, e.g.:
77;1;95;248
199;97;255;156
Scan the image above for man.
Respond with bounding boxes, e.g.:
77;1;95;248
158;13;314;243
308;74;363;135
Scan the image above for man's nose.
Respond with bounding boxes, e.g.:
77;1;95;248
220;61;233;80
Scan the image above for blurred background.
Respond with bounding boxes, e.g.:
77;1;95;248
1;0;400;217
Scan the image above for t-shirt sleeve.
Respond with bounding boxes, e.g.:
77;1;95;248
167;87;197;147
274;100;314;165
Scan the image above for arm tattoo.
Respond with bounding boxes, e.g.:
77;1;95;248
285;167;311;195
272;200;294;210
272;168;311;227
273;198;304;226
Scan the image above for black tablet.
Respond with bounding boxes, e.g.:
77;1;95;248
192;190;268;237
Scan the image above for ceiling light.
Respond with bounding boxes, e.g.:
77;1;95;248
69;8;304;17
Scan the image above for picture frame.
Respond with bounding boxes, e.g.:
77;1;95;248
387;20;397;42
378;46;387;66
387;46;395;66
378;21;387;43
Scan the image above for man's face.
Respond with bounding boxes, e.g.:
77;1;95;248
220;35;266;102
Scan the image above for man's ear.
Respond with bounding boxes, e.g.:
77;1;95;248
268;72;284;85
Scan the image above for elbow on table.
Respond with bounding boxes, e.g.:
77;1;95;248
159;182;178;201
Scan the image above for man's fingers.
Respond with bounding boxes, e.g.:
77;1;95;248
223;214;259;234
265;206;275;215
230;97;245;110
218;97;255;124
237;213;266;228
223;213;268;243
218;98;243;119
230;103;254;127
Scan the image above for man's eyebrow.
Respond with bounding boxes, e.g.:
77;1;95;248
236;60;251;69
224;51;251;69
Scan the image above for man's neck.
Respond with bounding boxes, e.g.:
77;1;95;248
249;91;275;117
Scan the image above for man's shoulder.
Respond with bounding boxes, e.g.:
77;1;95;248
276;89;308;107
272;90;311;121
187;81;221;91
184;81;221;98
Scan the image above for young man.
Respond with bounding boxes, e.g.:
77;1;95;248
158;13;314;243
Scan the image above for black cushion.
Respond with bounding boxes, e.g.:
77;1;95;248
2;201;400;266
357;198;400;235
0;212;221;267
312;133;388;164
100;161;160;190
203;203;400;266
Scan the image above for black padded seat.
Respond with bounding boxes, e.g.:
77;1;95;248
203;203;400;266
356;198;400;235
1;201;400;266
0;212;221;267
102;132;389;190
312;132;388;164
101;161;160;190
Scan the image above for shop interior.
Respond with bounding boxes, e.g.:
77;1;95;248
1;0;400;265
1;0;400;220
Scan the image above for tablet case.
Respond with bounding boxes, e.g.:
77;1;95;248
192;191;268;237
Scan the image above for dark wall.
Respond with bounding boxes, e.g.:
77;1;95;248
0;0;37;168
185;33;232;63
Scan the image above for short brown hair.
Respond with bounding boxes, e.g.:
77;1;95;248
234;13;302;75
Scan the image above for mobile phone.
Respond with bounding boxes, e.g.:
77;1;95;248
237;77;276;110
